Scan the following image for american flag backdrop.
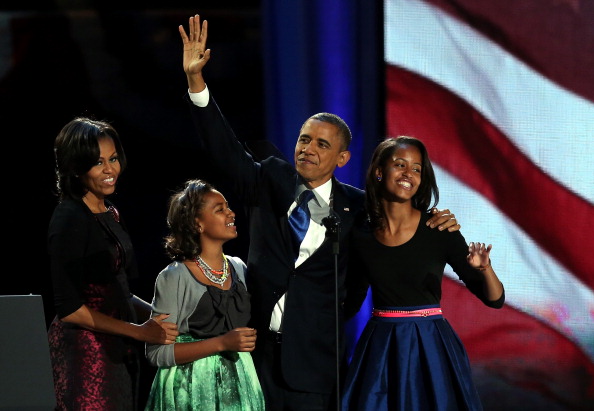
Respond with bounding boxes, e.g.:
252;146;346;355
384;0;594;409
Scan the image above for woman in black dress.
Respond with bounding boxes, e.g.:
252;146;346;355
47;117;179;410
342;136;504;411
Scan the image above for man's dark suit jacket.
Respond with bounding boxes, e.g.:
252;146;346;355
186;93;365;394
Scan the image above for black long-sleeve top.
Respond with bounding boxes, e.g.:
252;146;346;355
345;212;505;317
47;197;138;319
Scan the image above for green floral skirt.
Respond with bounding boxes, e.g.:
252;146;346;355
145;334;265;411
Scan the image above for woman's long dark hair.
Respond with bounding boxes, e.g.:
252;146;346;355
365;136;439;230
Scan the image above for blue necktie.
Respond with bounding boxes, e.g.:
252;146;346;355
288;190;314;257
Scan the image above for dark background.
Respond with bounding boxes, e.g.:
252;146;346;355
2;2;263;317
2;2;267;404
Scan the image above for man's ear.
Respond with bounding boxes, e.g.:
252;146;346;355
337;150;351;168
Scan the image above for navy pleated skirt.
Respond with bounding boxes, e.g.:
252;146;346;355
341;305;483;411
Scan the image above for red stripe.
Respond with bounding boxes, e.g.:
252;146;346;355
386;65;594;288
420;0;594;104
442;279;594;407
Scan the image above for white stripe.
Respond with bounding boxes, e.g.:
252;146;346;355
435;165;594;360
385;0;594;204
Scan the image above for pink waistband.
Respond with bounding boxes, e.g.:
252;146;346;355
372;308;442;318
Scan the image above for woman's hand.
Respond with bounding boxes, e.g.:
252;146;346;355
467;242;492;269
140;314;179;344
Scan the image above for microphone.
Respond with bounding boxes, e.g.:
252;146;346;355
323;209;342;410
322;211;341;255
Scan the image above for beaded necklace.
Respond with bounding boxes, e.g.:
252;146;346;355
194;254;229;286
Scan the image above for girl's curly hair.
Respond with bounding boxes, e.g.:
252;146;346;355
164;179;215;261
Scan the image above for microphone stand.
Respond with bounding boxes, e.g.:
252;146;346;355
323;213;341;411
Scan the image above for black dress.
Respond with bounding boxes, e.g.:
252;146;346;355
47;198;140;410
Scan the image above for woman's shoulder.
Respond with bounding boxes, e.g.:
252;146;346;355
226;255;246;268
225;255;247;284
158;261;188;278
420;211;432;224
49;198;90;229
52;197;84;214
418;210;465;244
155;261;198;290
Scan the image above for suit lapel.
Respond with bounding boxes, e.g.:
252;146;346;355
280;173;304;260
299;178;355;265
330;178;355;243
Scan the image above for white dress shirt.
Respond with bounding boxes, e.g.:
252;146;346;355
270;180;332;332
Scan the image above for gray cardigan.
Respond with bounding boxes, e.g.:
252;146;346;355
145;256;247;367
